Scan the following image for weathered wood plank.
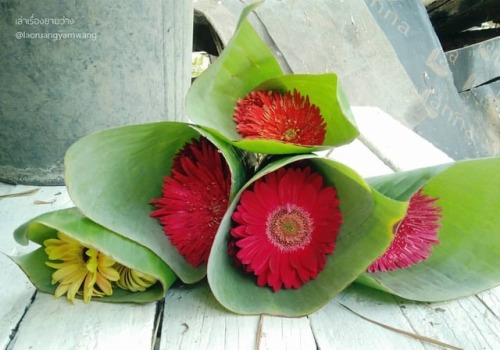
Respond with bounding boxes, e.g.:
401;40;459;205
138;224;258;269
351;106;454;172
257;316;316;350
311;285;428;350
0;184;71;350
0;184;72;255
0;184;34;350
10;293;158;350
311;283;500;350
323;106;454;178
476;285;500;319
394;289;500;350
161;282;318;350
321;105;452;178
161;283;260;350
319;138;393;178
0;255;34;350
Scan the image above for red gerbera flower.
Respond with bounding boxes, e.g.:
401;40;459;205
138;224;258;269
150;137;231;268
367;189;442;273
233;89;327;145
230;165;342;292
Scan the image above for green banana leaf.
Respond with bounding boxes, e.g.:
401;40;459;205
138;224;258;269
11;208;176;303
64;122;247;284
208;154;407;316
186;3;358;154
357;157;500;301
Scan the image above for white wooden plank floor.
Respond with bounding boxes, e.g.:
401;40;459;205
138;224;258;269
1;107;499;350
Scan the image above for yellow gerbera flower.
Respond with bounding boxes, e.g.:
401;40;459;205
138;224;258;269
44;232;120;303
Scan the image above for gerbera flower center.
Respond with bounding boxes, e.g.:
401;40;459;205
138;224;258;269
267;205;312;250
283;128;298;142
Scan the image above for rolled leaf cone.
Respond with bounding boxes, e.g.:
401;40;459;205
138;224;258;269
186;3;358;154
11;208;176;303
64;122;247;284
357;157;500;301
207;154;407;316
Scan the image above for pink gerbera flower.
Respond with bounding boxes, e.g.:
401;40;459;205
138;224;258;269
233;89;327;145
150;137;231;268
230;165;342;292
367;189;442;273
